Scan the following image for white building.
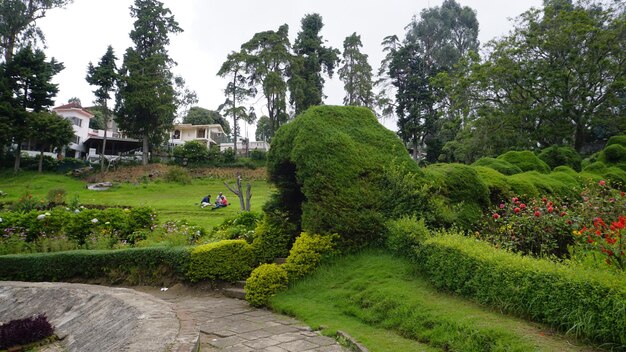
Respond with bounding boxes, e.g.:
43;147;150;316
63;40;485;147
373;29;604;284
52;102;94;158
169;123;227;148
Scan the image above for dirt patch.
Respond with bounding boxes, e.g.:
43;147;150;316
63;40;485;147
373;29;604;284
84;164;267;183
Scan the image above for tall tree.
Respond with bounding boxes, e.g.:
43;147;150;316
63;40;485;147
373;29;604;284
447;0;625;155
374;35;401;120
183;106;231;135
0;0;71;62
289;13;339;115
86;45;117;173
116;0;182;165
389;42;433;160
255;115;272;142
338;32;374;107
240;24;291;139
4;46;63;171
31;111;73;172
217;51;255;158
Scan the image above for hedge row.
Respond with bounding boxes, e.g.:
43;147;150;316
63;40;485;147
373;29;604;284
0;240;257;284
417;234;626;347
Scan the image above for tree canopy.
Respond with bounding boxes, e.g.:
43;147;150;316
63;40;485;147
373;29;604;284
338;32;374;108
183;106;231;135
116;0;182;165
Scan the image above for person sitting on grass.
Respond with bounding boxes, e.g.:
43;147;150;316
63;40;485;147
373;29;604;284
213;192;228;209
200;194;211;208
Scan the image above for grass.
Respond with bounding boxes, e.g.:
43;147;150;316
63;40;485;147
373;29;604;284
271;249;601;352
0;170;273;230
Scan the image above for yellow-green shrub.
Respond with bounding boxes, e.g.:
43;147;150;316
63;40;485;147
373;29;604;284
187;240;255;282
245;263;288;307
282;232;338;280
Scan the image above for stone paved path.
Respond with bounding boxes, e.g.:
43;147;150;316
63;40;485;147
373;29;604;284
136;284;349;352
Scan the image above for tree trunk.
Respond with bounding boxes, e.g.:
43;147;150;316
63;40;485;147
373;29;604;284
142;135;149;165
573;122;585;153
232;74;238;159
245;182;252;211
38;149;44;173
13;143;22;173
101;108;108;174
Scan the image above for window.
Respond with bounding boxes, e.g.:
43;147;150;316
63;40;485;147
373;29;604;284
68;116;82;127
173;130;181;139
196;128;206;138
73;135;80;144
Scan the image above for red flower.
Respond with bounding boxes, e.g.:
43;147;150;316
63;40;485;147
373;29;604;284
560;212;566;217
599;180;606;186
606;237;617;245
547;206;554;213
534;211;541;217
499;203;505;209
542;197;547;203
514;207;521;214
512;197;518;203
587;236;594;243
520;204;527;210
492;213;500;220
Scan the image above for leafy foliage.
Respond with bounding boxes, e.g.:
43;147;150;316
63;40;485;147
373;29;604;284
537;146;582;171
245;263;288;307
187;239;255;282
0;314;54;350
472;157;522;175
497;151;551;173
338;32;373;107
282;232;337;280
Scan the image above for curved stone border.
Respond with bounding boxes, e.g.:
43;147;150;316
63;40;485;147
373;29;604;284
0;281;194;352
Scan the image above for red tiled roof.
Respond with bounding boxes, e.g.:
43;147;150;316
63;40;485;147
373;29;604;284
53;102;94;118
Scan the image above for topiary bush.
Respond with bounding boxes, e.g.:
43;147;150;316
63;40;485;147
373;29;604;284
245;263;288;307
606;135;626;148
173;140;209;164
497;150;551;173
472;157;523;175
472;166;513;205
187;239;255;282
251;202;299;263
267;106;424;250
282;232;338;280
603;144;626;164
538;146;582;171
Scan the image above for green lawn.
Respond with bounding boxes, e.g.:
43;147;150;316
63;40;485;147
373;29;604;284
0;171;274;230
271;249;601;352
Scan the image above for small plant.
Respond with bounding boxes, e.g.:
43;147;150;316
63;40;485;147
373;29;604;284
163;166;192;185
46;188;66;205
9;192;42;213
0;190;7;197
0;314;55;349
245;263;288;307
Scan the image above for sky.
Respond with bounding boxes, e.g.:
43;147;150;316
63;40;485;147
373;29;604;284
37;0;543;141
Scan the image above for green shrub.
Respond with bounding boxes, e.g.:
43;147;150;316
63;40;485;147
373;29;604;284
251;202;299;263
472;157;522;175
473;166;513;204
603;144;626;164
418;233;626;347
497;151;551;173
173;140;209;163
245;263;288;307
0;246;190;284
606;135;626;148
385;216;429;258
46;188;66;205
538;146;582;171
423;163;489;229
583;161;607;173
211;211;261;242
163;166;192;185
187;239;255;282
267;106;423;250
249;149;267;161
282;232;338;280
552;165;577;174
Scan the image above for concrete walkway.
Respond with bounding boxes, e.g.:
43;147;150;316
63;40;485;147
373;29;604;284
137;284;347;352
0;282;348;352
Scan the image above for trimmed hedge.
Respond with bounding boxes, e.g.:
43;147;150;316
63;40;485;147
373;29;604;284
0;246;190;284
538;146;582;171
187;240;255;282
417;234;626;347
282;232;338;280
497;151;551;173
472;157;522;175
